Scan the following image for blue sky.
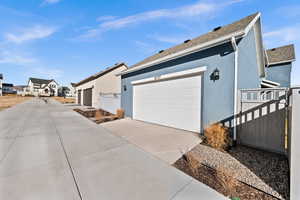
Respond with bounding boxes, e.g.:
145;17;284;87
0;0;299;86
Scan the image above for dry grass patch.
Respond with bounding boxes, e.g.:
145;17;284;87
53;97;75;104
204;123;232;151
0;95;32;111
174;152;278;200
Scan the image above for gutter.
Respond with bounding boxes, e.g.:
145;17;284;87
231;36;238;141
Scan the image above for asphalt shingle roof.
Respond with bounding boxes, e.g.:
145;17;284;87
29;77;53;85
75;63;127;87
266;44;295;66
126;12;260;73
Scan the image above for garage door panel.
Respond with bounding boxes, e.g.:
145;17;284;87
133;75;201;132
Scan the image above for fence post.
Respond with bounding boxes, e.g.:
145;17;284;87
290;87;300;200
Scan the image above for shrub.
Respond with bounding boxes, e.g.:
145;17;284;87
204;123;232;151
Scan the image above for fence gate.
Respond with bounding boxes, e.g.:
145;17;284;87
236;88;289;154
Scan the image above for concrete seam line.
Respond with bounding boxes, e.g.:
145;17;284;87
169;179;193;200
47;102;84;200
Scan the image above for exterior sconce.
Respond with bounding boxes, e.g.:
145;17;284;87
123;85;127;91
210;68;220;82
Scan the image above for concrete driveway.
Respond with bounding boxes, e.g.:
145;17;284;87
0;98;225;200
101;119;202;164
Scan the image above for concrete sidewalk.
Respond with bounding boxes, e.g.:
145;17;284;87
102;118;202;164
0;98;226;200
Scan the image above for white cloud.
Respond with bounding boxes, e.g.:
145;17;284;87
263;25;300;86
264;25;300;45
5;25;56;44
43;0;61;4
97;15;117;22
150;34;191;44
0;50;36;64
31;67;63;79
80;0;242;38
276;5;300;18
134;41;160;54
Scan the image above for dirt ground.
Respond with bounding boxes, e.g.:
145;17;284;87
0;95;32;111
53;97;75;104
174;158;278;200
173;144;289;200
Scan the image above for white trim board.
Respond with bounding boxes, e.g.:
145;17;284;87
131;66;207;85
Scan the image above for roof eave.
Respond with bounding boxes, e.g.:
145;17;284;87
267;59;296;67
75;63;127;87
119;31;246;76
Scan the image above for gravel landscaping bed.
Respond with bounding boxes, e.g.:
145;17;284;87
175;144;289;200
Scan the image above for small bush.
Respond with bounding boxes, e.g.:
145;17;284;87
116;109;125;119
204;123;232;151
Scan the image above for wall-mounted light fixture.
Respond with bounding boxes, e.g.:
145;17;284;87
123;85;127;91
210;68;220;82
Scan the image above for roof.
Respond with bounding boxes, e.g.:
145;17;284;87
3;83;13;87
29;77;53;85
266;44;295;66
75;62;128;87
13;85;27;91
122;12;260;75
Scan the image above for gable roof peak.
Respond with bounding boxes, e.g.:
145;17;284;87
121;12;261;75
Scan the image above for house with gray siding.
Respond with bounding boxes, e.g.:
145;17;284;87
119;12;295;134
264;44;295;88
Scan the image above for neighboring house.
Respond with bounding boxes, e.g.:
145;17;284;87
0;74;2;96
58;86;75;97
26;78;59;97
2;83;15;94
69;83;76;97
264;44;295;88
13;85;27;95
74;63;128;113
119;12;295;134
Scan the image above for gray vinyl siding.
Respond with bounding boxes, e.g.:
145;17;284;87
265;63;292;87
237;28;262;89
121;42;235;130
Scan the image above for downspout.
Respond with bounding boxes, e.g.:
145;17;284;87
231;37;238;141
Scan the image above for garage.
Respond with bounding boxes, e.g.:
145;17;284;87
77;90;81;104
99;93;121;114
83;88;93;106
132;68;203;133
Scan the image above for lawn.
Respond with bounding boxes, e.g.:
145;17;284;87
53;97;76;104
0;95;32;111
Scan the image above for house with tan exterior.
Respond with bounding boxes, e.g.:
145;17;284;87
74;63;128;114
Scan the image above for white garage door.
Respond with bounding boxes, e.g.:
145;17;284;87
133;72;202;133
99;94;120;114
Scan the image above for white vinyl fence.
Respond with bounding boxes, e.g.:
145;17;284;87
289;87;300;200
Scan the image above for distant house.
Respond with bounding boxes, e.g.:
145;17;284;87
119;12;295;134
0;74;2;96
13;85;27;95
25;78;59;96
2;83;15;94
74;63;127;114
57;86;75;97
